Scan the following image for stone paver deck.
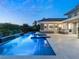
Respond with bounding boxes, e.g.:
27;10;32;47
47;34;79;59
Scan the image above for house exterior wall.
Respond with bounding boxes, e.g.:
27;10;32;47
39;21;78;34
39;21;63;33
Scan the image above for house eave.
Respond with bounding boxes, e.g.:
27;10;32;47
62;16;79;23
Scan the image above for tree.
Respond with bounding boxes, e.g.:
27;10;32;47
32;21;40;31
21;24;30;33
33;21;37;26
0;23;21;36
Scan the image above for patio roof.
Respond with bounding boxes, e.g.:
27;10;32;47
38;18;67;22
63;16;79;23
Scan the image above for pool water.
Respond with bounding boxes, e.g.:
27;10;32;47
0;32;56;55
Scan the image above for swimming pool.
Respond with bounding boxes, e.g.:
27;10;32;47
0;32;56;55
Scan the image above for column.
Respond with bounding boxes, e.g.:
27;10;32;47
72;22;76;34
66;22;69;33
47;24;49;31
78;20;79;38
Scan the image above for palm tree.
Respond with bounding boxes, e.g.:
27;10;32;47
33;21;37;26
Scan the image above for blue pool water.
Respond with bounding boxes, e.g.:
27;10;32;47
0;32;56;55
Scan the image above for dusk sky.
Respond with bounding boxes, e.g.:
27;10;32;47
0;0;79;25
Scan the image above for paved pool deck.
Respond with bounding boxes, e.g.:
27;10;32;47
47;34;79;59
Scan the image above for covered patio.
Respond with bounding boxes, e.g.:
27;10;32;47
62;16;79;38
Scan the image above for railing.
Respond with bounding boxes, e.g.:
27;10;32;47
0;33;23;45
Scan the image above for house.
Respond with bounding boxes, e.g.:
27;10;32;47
38;5;79;35
38;18;67;33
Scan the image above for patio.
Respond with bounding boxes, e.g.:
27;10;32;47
47;34;79;59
